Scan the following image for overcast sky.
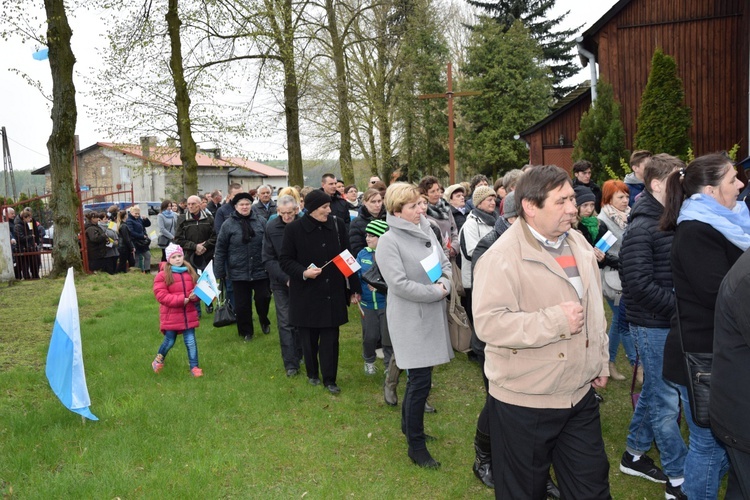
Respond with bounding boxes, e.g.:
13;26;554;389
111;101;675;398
0;0;618;171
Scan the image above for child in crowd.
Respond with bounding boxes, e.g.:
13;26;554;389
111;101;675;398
356;219;390;375
151;243;203;377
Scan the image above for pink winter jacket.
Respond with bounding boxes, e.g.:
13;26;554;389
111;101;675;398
153;264;200;333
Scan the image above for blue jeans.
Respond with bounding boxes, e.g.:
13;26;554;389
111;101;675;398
606;298;636;364
158;328;199;369
626;326;686;479
678;384;729;499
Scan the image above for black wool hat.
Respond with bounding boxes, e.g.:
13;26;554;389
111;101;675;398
574;186;595;206
231;192;254;206
305;190;332;214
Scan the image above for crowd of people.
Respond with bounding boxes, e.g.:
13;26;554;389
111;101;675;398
10;151;750;497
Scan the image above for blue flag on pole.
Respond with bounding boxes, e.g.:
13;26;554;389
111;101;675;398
46;268;98;421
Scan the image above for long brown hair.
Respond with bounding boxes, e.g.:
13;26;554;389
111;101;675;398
163;260;198;286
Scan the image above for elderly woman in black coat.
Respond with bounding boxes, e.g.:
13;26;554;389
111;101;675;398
280;190;361;394
213;193;270;341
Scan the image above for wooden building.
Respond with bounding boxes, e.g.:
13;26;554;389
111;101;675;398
521;0;749;168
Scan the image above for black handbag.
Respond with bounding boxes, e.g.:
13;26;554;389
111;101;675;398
362;259;387;294
676;294;711;428
213;280;236;328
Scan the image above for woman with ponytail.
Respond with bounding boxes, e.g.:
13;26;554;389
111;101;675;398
660;153;748;499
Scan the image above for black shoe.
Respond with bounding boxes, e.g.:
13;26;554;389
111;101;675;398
665;482;687;500
308;377;321;386
424;401;436;413
473;430;494;488
325;384;341;394
546;477;560;499
243;335;254;342
261;323;271;334
408;447;440;469
206;305;214;313
619;451;668;483
286;368;299;377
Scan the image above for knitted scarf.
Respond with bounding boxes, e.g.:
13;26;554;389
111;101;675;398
601;203;630;230
426;198;451;221
579;216;600;241
678;193;750;251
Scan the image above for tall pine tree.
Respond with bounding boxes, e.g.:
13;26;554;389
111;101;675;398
634;48;692;159
464;0;579;99
457;18;551;178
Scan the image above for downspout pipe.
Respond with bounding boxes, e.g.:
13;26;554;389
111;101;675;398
576;36;598;102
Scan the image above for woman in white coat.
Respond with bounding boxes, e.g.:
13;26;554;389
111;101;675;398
377;182;453;469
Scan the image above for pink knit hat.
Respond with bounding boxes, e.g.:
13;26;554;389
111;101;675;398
165;243;183;260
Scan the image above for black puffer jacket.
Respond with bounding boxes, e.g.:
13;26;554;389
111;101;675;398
349;205;385;257
619;191;675;328
213;210;267;282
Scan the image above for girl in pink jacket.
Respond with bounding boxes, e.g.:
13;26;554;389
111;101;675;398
151;243;203;377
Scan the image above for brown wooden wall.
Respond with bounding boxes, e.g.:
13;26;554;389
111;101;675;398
526;94;592;169
593;0;749;160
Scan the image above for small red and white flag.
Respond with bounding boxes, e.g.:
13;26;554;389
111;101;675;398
332;249;361;277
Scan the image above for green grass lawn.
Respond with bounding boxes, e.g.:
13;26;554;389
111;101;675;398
1;271;680;498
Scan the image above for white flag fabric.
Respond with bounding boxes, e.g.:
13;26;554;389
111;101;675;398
46;268;98;421
193;260;220;306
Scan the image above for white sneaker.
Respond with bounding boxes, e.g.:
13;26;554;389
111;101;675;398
364;362;377;375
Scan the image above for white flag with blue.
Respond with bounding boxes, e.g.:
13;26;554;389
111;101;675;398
46;268;98;421
420;246;442;283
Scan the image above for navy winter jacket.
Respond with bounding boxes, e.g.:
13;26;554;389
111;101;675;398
619;191;674;328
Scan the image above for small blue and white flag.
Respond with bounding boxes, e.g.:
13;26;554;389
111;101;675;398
46;268;98;421
193;260;220;306
420;246;442;283
594;230;617;253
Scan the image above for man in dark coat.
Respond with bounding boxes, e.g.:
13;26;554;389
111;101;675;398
712;248;750;497
174;195;217;272
253;184;277;221
572;160;603;212
206;190;222;216
279;190;361;394
262;194;303;376
320;173;350;231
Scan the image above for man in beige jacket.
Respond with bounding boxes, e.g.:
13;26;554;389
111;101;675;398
473;165;610;499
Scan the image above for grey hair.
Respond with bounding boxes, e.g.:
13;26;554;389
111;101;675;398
257;184;272;193
276;194;298;208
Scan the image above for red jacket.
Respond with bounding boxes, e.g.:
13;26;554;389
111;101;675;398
153;264;200;333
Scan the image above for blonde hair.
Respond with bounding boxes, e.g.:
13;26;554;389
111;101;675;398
278;186;300;203
385;182;420;215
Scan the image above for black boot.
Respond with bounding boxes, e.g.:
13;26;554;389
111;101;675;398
473;429;494;488
384;357;400;406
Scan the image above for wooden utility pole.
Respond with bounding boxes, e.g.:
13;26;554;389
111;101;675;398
418;62;480;184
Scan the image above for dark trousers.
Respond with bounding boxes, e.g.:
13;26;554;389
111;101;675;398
298;327;339;386
117;250;134;273
233;279;271;338
272;285;302;371
726;446;750;500
402;366;433;451
489;389;610;500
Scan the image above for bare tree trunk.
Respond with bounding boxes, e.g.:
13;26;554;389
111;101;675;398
325;0;354;185
45;0;82;276
166;0;199;197
276;0;303;187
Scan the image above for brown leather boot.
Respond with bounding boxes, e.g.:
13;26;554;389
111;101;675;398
384;357;400;406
